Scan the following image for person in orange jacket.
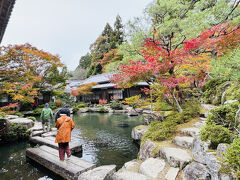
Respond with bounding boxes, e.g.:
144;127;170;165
55;110;75;161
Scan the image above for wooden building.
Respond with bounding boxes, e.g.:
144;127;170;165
68;73;149;104
0;0;16;43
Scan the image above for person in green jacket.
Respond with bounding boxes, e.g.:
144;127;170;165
40;103;53;132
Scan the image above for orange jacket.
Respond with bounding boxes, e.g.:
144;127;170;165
55;115;75;143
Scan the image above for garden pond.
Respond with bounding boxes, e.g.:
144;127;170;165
0;113;144;180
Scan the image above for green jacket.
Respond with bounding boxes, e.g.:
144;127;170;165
40;108;53;121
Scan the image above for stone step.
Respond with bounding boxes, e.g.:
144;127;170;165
193;121;206;128
31;130;44;137
111;171;148;180
30;136;82;154
139;158;166;179
26;145;95;180
159;147;192;169
173;136;194;149
78;165;116;180
180;127;200;137
165;167;180;180
29;122;43;132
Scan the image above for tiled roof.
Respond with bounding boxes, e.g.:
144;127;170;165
0;0;16;43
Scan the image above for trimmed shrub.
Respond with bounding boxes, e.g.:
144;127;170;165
153;101;173;111
110;100;123;110
72;106;79;114
142;120;176;141
33;108;43;116
200;123;233;149
13;112;24;118
98;106;108;113
49;102;57;110
1;123;30;142
77;102;87;108
207;102;239;130
27;116;36;121
222;137;240;178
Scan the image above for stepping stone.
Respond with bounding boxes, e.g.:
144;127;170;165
139;158;165;179
26;145;95;180
29;122;43;132
31;130;44;137
78;165;116;180
159;147;192;169
180;127;200;137
42;131;57;137
193;121;206;128
30;136;82;154
111;171;148;180
173;136;194;149
165;167;179;180
5;115;19;120
9;118;34;128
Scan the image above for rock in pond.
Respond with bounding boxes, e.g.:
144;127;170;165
131;125;148;141
78;165;116;180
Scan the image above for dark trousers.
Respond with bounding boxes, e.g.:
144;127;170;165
58;142;71;160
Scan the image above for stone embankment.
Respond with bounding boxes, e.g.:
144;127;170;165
107;104;236;180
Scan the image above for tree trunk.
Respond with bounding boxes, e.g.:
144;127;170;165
170;89;183;113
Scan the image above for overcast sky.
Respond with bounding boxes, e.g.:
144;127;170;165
2;0;151;71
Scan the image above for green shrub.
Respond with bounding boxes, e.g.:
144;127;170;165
33;108;43;116
142;120;177;141
110;100;123;110
27;116;36;121
1;123;30;142
13;112;24;118
0;112;6;119
222;137;240;178
142;99;200;142
77;102;87;108
72;106;79;114
98;106;108;113
49;102;57;110
207;102;239;130
202;78;225;104
153;101;173;111
200;123;233;149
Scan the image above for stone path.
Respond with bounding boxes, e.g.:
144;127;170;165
110;104;213;180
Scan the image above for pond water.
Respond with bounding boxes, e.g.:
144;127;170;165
0;113;144;180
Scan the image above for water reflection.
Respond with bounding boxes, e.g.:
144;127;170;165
72;113;144;169
0;113;144;179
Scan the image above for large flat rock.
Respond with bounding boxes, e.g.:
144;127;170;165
183;162;210;180
9;118;34;128
165;167;180;180
159;147;192;169
139;158;166;179
41;131;57;137
111;171;148;180
29;122;43;132
173;136;194;149
180;127;200;137
122;159;142;173
26;145;95;180
78;165;116;180
30;136;82;154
